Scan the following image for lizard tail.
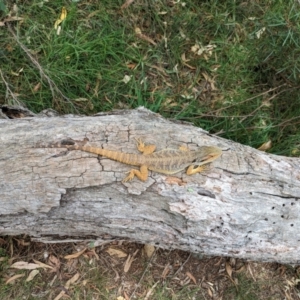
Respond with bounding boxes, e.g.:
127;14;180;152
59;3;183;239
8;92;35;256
37;138;142;166
78;145;141;166
57;139;141;166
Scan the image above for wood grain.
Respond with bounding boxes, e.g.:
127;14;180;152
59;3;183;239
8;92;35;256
1;107;300;263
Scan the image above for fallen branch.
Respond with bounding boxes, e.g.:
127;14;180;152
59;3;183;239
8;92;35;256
1;107;300;264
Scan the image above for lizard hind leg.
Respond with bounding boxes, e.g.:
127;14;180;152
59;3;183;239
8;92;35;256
122;165;149;182
135;138;156;155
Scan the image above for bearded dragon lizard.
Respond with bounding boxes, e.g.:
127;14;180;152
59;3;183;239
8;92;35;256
42;139;222;182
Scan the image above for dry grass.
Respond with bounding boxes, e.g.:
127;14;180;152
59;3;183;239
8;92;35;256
1;237;300;299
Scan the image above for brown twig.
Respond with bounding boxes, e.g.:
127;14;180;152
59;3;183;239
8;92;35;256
239;87;294;122
171;253;191;279
6;24;78;113
215;118;300;136
130;248;156;300
0;68;22;106
200;85;287;117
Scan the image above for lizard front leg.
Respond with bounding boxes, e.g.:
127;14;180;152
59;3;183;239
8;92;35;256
186;164;210;175
135;138;156;155
123;165;149;182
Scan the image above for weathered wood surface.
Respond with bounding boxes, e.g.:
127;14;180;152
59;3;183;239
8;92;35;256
1;107;300;263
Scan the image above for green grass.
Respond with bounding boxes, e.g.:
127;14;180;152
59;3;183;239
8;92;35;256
1;0;300;155
224;274;260;300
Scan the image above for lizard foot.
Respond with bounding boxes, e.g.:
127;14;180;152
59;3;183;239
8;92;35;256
186;164;211;175
122;165;149;182
135;138;156;155
122;170;135;182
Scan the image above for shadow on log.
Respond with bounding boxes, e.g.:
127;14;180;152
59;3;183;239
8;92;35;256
1;107;300;264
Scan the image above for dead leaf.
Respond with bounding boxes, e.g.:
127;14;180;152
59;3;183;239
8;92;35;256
33;82;41;93
124;249;139;273
257;140;272;151
191;44;199;53
74;97;89;102
236;265;246;273
165;176;186;186
54;7;67;29
126;63;137;70
66;258;78;273
10;68;23;76
202;72;217;91
191;43;216;59
226;262;233;278
181;52;189;62
183;62;196;70
247;263;256;281
93;76;101;97
99;94;110;104
112;267;120;282
135;27;142;34
181;53;196;70
124;254;134;273
161;263;170;279
3;16;24;23
5;273;25;284
211;64;221;71
66;272;80;286
106;248;127;258
26;269;39;282
4;44;13;52
148;65;167;77
90;248;99;260
135;27;157;46
10;261;40;270
64;248;86;259
186;271;197;284
53;272;80;300
256;27;266;39
144;244;155;258
162;98;177;108
33;259;54;270
48;255;61;272
14;239;30;246
73;97;94;110
144;281;159;300
121;0;134;10
207;286;213;297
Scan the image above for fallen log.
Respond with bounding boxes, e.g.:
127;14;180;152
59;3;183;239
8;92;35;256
1;107;300;263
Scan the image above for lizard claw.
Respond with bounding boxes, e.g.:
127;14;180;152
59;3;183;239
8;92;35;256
122;170;135;182
135;138;145;152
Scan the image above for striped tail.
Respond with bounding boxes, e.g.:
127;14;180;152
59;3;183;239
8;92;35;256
75;145;142;166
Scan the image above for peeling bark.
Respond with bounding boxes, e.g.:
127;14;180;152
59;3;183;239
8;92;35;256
1;107;300;263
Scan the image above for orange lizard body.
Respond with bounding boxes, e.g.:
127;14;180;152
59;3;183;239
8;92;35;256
43;139;222;182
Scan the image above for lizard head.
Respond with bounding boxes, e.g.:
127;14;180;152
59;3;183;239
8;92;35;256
195;146;222;164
